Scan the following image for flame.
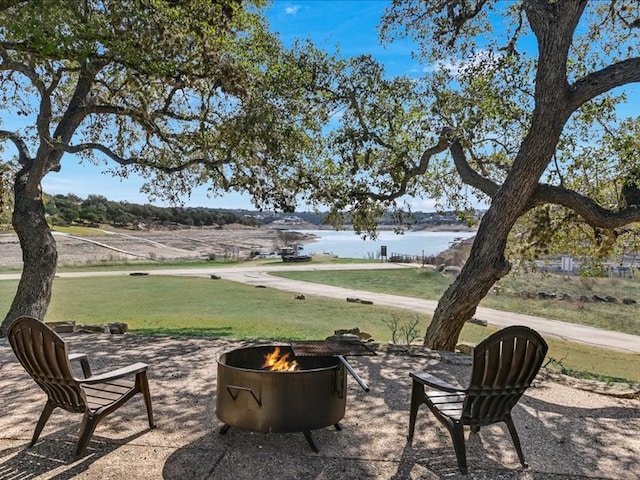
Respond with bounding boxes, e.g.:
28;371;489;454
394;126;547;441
263;347;299;371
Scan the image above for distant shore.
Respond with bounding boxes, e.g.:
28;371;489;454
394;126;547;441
0;223;476;268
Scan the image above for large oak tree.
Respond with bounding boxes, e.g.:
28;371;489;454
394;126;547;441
0;0;332;335
307;0;640;350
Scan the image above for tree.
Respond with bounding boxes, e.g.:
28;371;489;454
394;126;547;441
305;0;640;350
0;0;333;335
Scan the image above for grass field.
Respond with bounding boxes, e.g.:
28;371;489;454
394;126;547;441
1;267;639;383
270;267;640;383
0;275;446;342
272;267;640;336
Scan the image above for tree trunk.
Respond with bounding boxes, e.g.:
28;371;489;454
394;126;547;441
0;167;57;336
424;204;513;350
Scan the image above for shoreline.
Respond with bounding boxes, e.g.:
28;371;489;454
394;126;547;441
0;223;476;268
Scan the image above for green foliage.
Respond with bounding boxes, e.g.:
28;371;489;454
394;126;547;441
0;0;336;209
0;161;14;226
43;193;259;228
306;1;640;263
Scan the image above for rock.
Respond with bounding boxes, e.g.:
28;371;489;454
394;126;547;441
442;265;461;276
592;294;608;302
456;342;475;355
129;272;149;276
106;322;128;334
605;295;618;303
255;285;267;288
346;297;361;303
294;294;306;300
76;324;106;333
46;321;76;333
210;274;221;279
538;291;557;300
623;297;637;305
467;317;487;327
359;300;374;305
335;327;361;335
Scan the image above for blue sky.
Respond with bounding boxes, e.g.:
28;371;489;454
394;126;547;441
25;1;638;212
40;1;423;211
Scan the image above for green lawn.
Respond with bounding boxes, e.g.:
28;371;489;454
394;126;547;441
1;269;639;383
0;275;443;342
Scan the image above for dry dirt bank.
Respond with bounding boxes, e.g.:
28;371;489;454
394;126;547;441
0;226;315;268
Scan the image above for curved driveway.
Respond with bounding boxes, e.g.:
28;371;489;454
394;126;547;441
2;262;639;353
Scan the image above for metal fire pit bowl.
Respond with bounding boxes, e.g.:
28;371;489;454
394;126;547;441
216;345;347;451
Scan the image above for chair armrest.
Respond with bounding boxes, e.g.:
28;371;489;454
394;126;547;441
79;362;148;384
69;353;93;378
410;370;466;393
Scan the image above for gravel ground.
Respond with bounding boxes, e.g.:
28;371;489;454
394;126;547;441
0;226;312;268
0;333;638;479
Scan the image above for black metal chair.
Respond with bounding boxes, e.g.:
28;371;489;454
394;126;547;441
7;316;155;458
408;325;548;474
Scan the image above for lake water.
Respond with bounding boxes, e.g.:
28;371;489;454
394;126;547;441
294;229;476;259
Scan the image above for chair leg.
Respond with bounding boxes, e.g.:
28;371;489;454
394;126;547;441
450;422;468;475
31;400;56;446
75;411;100;459
408;380;424;442
137;371;156;428
505;415;528;468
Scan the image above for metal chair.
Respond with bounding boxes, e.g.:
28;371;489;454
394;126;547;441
7;316;155;458
408;325;548;474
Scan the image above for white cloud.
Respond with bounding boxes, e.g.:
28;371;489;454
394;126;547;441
424;49;503;77
284;5;300;15
407;198;438;212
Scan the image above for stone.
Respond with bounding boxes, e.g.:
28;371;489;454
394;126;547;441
46;321;76;333
106;322;128;334
456;342;476;355
538;291;557;300
467;317;487;327
441;265;461;276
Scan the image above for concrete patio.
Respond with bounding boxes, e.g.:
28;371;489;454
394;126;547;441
0;333;638;479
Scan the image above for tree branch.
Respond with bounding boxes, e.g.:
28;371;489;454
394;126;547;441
58;141;224;174
568;57;640;113
531;183;640;229
369;129;451;201
0;130;31;165
449;137;499;197
0;48;46;95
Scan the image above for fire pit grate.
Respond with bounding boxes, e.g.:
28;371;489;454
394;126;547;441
291;338;377;357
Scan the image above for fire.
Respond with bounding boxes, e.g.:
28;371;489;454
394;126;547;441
263;347;299;371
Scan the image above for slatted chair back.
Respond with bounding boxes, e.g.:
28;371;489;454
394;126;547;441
8;317;86;413
462;325;548;427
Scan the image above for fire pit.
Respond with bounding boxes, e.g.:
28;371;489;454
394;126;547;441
216;340;374;451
